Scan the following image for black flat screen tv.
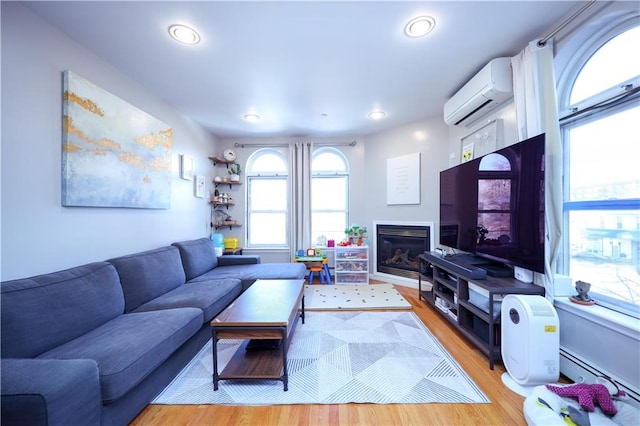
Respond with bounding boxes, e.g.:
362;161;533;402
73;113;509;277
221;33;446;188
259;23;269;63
439;133;545;273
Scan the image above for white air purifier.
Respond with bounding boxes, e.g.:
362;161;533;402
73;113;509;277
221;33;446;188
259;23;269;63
501;295;559;397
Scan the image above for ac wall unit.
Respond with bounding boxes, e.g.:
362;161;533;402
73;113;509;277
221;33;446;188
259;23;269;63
444;57;513;126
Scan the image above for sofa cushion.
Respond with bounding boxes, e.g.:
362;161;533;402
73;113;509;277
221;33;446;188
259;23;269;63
109;246;186;313
1;262;124;358
190;263;307;289
37;308;202;403
172;238;218;281
133;278;243;323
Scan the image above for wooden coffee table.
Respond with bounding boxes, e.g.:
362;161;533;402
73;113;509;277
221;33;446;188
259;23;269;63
210;279;305;391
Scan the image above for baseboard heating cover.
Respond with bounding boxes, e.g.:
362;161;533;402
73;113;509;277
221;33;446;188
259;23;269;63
560;347;639;404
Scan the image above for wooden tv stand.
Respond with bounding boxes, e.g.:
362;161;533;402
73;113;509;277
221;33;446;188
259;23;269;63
418;252;545;369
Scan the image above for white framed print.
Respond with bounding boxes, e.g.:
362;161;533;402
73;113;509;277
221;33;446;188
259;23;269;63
180;154;194;181
386;152;421;205
195;175;205;198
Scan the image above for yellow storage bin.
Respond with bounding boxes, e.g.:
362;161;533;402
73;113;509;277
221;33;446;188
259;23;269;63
224;238;239;249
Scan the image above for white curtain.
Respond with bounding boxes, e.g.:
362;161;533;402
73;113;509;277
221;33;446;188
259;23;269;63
289;141;313;259
511;40;563;302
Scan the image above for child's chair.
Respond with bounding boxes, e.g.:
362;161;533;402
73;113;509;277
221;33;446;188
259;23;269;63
307;261;328;284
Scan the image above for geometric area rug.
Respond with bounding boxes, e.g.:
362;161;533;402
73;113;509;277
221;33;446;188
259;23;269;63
153;311;489;405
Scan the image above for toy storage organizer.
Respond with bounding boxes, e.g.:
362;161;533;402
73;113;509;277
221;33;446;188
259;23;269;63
335;246;369;284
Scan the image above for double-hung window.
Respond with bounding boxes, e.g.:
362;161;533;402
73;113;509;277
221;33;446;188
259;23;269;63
311;148;349;244
560;24;640;318
246;149;289;247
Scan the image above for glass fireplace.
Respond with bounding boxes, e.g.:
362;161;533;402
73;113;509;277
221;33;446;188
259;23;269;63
374;222;433;281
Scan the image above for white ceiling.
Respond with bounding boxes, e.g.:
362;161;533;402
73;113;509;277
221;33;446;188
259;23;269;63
24;1;582;139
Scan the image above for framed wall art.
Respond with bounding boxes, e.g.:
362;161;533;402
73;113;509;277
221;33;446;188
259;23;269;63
386;152;421;205
195;175;205;198
61;70;173;209
180;154;194;181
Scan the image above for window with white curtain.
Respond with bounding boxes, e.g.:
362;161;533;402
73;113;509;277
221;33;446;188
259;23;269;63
246;149;289;247
311;148;349;245
560;24;640;318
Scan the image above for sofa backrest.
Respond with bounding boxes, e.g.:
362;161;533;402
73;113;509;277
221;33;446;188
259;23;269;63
1;262;124;358
172;238;218;281
108;246;186;312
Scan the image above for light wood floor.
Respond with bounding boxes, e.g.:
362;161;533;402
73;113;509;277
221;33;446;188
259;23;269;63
130;282;528;425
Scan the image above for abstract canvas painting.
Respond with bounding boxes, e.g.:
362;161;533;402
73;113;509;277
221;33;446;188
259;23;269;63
62;71;173;208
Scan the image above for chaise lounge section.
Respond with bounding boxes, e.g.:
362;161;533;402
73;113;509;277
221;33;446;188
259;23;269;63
1;238;306;426
172;237;308;291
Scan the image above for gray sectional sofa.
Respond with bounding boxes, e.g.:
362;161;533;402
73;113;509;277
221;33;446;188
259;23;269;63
1;237;306;426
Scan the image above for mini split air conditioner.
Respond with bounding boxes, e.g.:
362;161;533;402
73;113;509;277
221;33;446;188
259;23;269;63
443;57;513;126
501;295;559;396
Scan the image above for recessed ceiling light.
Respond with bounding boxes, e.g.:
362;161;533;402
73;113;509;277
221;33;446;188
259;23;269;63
404;16;436;38
168;24;200;45
244;113;261;122
368;111;386;120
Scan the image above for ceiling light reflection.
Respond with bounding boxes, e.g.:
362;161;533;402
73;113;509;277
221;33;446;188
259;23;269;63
168;24;200;45
244;113;261;122
404;16;436;38
368;111;386;120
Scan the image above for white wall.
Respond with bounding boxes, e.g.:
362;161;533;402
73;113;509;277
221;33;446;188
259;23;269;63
360;117;449;243
0;3;218;280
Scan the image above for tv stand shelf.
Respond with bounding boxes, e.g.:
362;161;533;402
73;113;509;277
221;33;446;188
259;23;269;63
418;252;545;369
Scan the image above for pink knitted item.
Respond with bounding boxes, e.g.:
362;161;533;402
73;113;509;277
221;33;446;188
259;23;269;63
546;384;617;415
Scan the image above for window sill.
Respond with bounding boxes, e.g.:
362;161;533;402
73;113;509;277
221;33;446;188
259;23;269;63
554;298;640;340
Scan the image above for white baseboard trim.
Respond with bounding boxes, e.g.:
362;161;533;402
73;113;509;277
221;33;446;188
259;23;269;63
370;273;418;289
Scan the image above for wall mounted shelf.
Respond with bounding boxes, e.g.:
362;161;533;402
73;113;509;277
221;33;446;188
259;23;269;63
214;181;241;189
209;156;235;168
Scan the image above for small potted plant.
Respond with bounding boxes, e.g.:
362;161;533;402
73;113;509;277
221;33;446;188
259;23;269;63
228;162;241;182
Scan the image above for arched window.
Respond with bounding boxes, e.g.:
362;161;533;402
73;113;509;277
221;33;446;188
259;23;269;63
245;149;289;247
311;148;349;244
560;23;640;317
570;26;640;105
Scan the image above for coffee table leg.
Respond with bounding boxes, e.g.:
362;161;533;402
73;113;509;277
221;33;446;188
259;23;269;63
281;327;288;391
301;295;305;324
212;329;219;391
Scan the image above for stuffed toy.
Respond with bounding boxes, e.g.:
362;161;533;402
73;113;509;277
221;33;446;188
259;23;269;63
546;383;621;415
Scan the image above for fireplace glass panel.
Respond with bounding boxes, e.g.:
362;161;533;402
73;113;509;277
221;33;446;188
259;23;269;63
376;225;431;280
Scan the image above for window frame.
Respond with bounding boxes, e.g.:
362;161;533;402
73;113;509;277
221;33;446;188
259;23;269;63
311;147;350;244
245;148;290;249
559;21;640;318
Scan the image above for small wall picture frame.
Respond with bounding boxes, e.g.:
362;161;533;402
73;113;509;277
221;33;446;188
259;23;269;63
194;175;205;198
180;154;194;181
